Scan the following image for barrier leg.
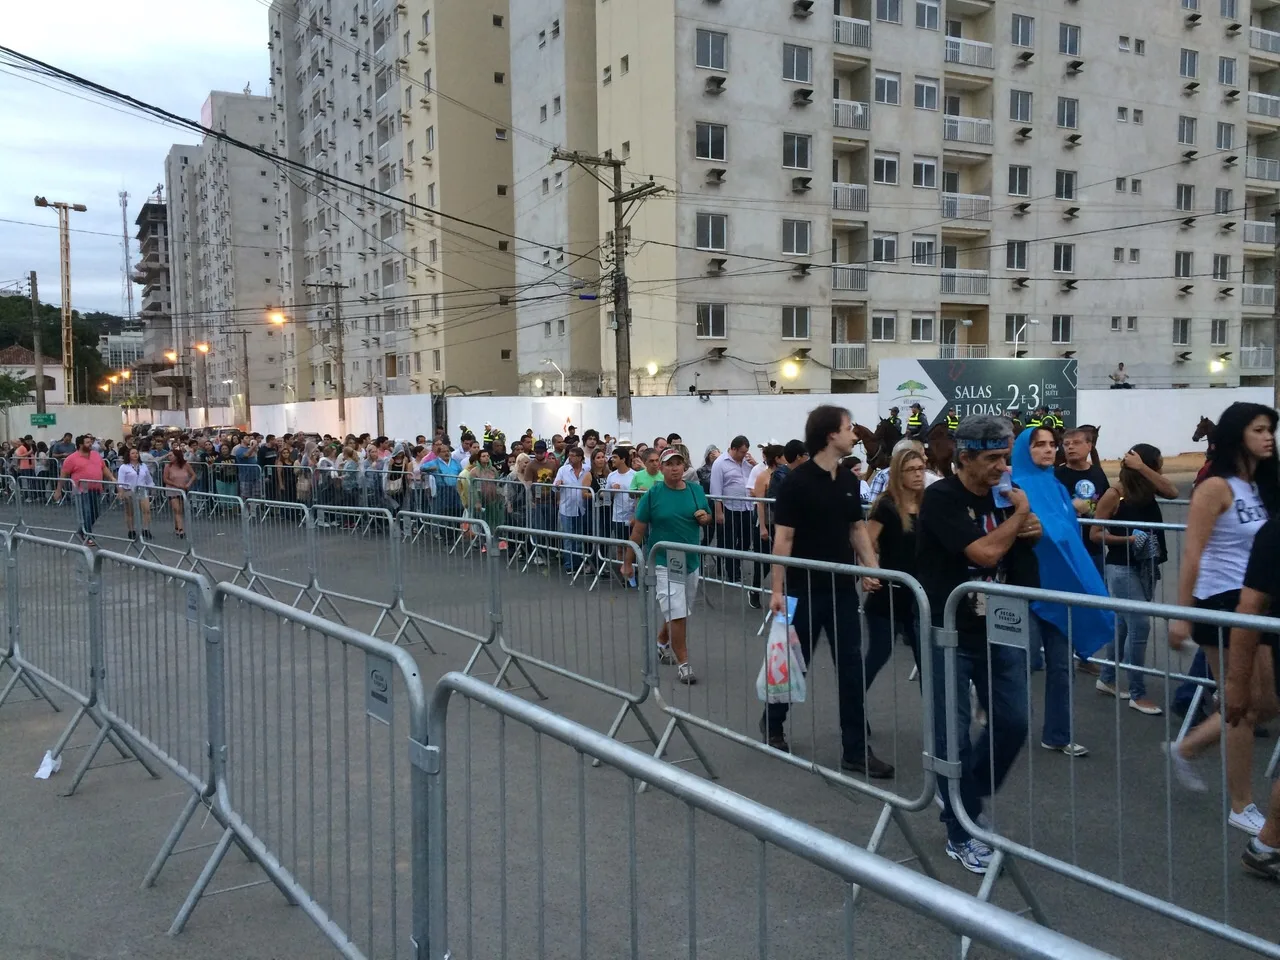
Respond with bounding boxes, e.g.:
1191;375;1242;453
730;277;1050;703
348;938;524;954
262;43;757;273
1176;685;1206;743
0;656;60;712
1266;735;1280;780
168;827;236;935
643;712;720;791
144;791;202;888
490;651;549;700
63;705;161;797
845;803;941;907
959;849;1049;959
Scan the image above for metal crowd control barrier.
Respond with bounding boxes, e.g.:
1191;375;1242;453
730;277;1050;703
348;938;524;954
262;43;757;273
309;503;415;641
185;491;253;582
492;525;657;750
242;498;316;607
937;581;1280;960
646;541;938;883
0;530;59;713
0;533;159;791
423;671;1116;960
179;580;429;959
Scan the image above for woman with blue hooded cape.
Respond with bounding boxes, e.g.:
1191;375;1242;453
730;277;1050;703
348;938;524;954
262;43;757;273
1011;426;1115;756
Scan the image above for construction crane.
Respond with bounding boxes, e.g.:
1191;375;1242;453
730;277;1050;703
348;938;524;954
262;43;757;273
119;190;134;324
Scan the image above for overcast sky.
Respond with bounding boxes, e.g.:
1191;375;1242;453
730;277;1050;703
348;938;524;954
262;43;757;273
0;1;269;315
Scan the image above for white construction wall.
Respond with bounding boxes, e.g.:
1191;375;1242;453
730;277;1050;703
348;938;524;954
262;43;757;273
2;404;127;445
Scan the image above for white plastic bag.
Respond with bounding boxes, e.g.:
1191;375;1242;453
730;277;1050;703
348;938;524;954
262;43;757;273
756;602;806;704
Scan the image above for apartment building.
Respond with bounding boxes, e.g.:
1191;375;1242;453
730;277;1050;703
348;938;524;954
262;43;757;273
509;0;603;395
165;91;282;420
131;196;173;406
267;0;517;406
586;0;1277;394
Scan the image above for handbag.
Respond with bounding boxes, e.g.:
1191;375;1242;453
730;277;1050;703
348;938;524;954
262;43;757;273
296;475;312;498
387;476;404;495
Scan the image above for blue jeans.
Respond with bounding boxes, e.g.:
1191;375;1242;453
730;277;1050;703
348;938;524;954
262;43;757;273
77;491;100;535
1036;617;1075;748
558;513;586;570
931;643;1030;845
1100;564;1154;699
435;486;462;517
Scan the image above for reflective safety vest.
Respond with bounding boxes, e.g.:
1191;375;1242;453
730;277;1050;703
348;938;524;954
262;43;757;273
945;414;959;430
1026;416;1043;428
1043;414;1060;429
906;413;924;431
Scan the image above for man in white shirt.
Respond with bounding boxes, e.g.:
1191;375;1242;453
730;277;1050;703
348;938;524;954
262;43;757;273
709;435;757;586
553;446;593;574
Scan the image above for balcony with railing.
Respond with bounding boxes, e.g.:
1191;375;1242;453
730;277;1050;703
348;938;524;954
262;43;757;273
833;99;870;131
833;15;871;50
938;344;990;359
376;141;391;162
940;268;990;296
1245;220;1276;245
1241;345;1276;370
831;343;868;372
1251;26;1280;55
941;192;992;221
1243;282;1276;307
831;182;869;213
832;263;869;292
1247;154;1280;181
944;37;994;69
1248;91;1280;120
943;115;994;145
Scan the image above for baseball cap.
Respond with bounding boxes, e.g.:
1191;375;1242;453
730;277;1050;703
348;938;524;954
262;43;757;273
660;447;686;464
534;440;548;452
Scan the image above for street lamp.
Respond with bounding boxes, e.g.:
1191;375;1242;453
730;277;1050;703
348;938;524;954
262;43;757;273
268;311;287;326
542;358;566;395
164;350;178;363
780;360;800;380
645;361;659;377
120;370;131;381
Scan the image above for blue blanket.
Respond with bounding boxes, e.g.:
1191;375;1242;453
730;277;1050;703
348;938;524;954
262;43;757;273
1011;431;1114;657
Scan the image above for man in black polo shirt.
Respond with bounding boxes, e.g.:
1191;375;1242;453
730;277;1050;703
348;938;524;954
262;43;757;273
917;414;1039;875
761;404;893;779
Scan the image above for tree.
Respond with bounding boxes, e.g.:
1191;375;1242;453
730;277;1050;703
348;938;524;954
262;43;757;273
0;294;116;404
0;372;31;407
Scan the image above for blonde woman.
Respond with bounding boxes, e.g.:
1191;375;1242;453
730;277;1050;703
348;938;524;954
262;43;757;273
865;447;928;676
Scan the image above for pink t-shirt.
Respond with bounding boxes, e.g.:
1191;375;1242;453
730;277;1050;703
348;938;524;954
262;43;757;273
61;450;106;492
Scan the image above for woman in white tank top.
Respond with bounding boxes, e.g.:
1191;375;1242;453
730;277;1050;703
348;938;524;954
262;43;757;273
1169;403;1278;834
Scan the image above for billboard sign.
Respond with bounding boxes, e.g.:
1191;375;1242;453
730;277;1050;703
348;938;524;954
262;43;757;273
877;358;1078;427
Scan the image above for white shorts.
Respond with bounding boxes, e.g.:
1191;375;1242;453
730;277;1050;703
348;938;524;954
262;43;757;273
654;564;699;622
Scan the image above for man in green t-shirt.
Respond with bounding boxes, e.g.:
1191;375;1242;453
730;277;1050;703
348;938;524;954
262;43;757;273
629;447;662;494
623;447;712;684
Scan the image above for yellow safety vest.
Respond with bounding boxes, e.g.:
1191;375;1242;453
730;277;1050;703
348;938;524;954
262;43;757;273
946;415;959;430
907;413;924;430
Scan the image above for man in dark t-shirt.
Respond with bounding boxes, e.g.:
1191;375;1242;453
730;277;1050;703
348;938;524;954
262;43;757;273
1225;519;1280;881
917;415;1040;875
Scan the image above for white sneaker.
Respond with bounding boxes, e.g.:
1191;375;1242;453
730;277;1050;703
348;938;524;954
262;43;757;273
1041;741;1090;757
1229;803;1267;836
1162;742;1207;793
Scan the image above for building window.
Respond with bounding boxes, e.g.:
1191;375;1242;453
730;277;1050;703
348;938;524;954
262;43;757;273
601;65;611;83
782;306;811;340
432;349;441;371
1176;183;1195;211
1133;109;1144;125
1175;250;1194;277
1219;56;1237;86
911;314;936;342
874;70;901;105
1114;246;1125;263
875;0;902;24
782;219;811;255
1130;248;1140;263
696;303;727;339
1180;48;1199;79
912;155;937;188
782;43;812;82
1211;318;1229;346
696;212;727;251
1011;13;1034;47
1131;178;1142;193
1213;253;1231;280
543;321;551;337
539;30;547;47
1178;116;1197;145
1010;89;1033;123
1128;315;1138;331
539;104;548;122
1134;39;1146;55
1173;317;1191;346
1004;314;1028;343
1006;240;1028;270
1056;97;1078;129
779;133;811;170
871;314;896;341
696;122;727;160
553;96;561;114
1055;169;1076;200
873;151;900;184
1215;187;1233;214
541;178;550;195
1059;23;1080;56
1111;315;1122;332
872;232;897;263
1117;106;1128;122
492;14;503;26
495;128;508;140
914;76;939;111
911;235;936;265
1053;243;1074;273
1115;177;1127;192
1119;36;1130;52
1222;0;1239;17
1183;0;1200;8
1008;164;1031;196
916;0;939;30
1217;122;1234;150
1052;314;1073;344
696;29;727;70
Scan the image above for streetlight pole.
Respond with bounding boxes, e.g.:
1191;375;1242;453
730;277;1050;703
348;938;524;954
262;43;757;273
34;196;87;404
543;358;566;396
194;342;210;421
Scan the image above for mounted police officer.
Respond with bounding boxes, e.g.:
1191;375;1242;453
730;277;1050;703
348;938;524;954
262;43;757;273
945;406;960;432
886;406;902;431
906;402;927;439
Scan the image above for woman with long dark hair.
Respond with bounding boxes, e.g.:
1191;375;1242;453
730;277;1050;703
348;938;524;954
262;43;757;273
1168;402;1278;835
1091;444;1170;714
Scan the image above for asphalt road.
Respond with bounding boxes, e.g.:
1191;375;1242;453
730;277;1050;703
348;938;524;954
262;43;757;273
1;490;1277;960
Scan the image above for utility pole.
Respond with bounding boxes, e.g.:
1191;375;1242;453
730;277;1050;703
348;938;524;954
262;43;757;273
34;196;87;405
550;150;663;436
29;271;46;415
195;342;210;417
1272;212;1280;409
305;282;346;433
118;191;135;325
